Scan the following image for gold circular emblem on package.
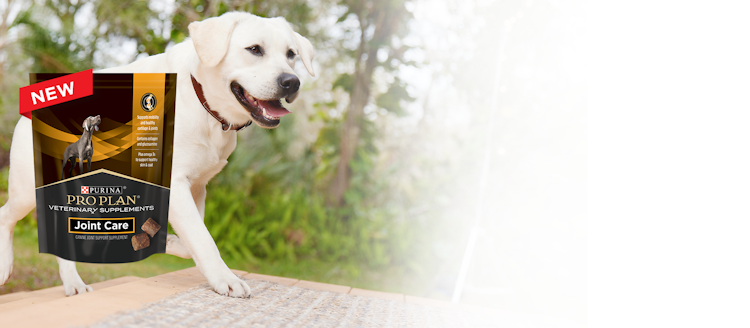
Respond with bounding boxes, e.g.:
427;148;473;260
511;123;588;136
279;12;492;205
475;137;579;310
140;93;156;112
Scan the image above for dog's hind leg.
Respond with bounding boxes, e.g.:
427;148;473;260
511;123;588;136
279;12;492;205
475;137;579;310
166;234;192;259
162;185;206;259
61;159;67;180
67;159;75;177
57;257;92;296
0;119;92;295
0;118;38;285
61;147;72;180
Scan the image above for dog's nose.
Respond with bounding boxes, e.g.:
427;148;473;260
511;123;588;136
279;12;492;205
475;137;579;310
277;73;300;94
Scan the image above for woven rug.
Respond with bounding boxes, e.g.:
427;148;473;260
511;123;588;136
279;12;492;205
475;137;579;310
82;279;500;328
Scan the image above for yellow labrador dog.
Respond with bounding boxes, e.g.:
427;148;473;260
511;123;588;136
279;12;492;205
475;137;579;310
0;11;314;298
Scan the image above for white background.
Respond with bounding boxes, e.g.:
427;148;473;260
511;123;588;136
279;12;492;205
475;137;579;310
589;1;750;327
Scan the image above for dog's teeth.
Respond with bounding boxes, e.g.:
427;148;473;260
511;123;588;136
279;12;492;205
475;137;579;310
243;89;257;105
260;107;276;120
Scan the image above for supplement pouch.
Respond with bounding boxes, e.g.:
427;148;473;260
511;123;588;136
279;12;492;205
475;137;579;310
31;73;176;263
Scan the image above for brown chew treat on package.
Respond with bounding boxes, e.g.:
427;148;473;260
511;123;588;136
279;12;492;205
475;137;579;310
141;218;161;237
131;233;150;251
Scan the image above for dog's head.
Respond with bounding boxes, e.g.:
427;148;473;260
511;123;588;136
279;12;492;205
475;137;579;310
188;12;315;129
83;115;101;132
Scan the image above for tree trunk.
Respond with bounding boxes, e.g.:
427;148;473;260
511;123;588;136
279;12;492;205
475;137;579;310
328;55;379;205
328;10;386;206
328;63;371;205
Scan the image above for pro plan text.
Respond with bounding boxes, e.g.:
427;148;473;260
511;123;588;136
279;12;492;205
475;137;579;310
67;195;137;206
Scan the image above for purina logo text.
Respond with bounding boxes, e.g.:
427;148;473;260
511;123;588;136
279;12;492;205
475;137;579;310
80;186;124;195
68;185;135;206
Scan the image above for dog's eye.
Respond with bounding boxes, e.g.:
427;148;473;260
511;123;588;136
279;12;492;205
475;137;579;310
246;45;263;56
287;49;296;59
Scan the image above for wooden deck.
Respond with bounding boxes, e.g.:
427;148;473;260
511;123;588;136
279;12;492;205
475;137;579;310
0;267;459;327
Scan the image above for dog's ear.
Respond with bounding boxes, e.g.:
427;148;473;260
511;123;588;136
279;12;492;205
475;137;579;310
94;125;99;131
82;120;88;131
294;32;315;77
189;16;237;67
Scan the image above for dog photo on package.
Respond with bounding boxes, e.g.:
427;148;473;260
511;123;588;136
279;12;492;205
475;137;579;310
31;73;176;263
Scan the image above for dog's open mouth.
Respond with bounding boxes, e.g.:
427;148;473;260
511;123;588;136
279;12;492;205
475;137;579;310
230;82;291;127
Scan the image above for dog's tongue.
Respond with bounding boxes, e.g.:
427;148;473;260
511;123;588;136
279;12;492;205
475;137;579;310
259;100;291;118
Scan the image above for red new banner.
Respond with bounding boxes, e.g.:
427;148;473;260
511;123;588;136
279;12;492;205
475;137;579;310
19;69;94;119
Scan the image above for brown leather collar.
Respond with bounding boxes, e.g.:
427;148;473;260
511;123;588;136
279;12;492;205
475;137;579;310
190;74;252;132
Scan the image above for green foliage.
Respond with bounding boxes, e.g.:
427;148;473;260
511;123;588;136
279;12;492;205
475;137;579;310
376;78;414;117
13;10;93;73
333;73;354;94
95;0;168;56
203;104;422;275
205;161;420;272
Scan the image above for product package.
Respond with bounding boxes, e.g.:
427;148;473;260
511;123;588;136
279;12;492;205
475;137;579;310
31;73;176;263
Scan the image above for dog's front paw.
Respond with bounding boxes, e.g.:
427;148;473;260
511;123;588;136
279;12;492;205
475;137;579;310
208;272;252;298
62;280;93;296
0;230;13;285
58;259;93;296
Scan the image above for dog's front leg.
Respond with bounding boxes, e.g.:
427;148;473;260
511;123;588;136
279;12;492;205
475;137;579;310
169;178;251;297
191;184;207;220
163;184;206;259
57;257;92;296
77;157;84;175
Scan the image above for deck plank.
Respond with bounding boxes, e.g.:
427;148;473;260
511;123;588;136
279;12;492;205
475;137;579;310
0;271;203;327
0;276;141;313
0;291;145;327
0;268;476;327
404;295;457;309
243;273;299;286
167;266;246;278
0;287;66;313
293;280;351;294
350;288;405;302
0;291;30;305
